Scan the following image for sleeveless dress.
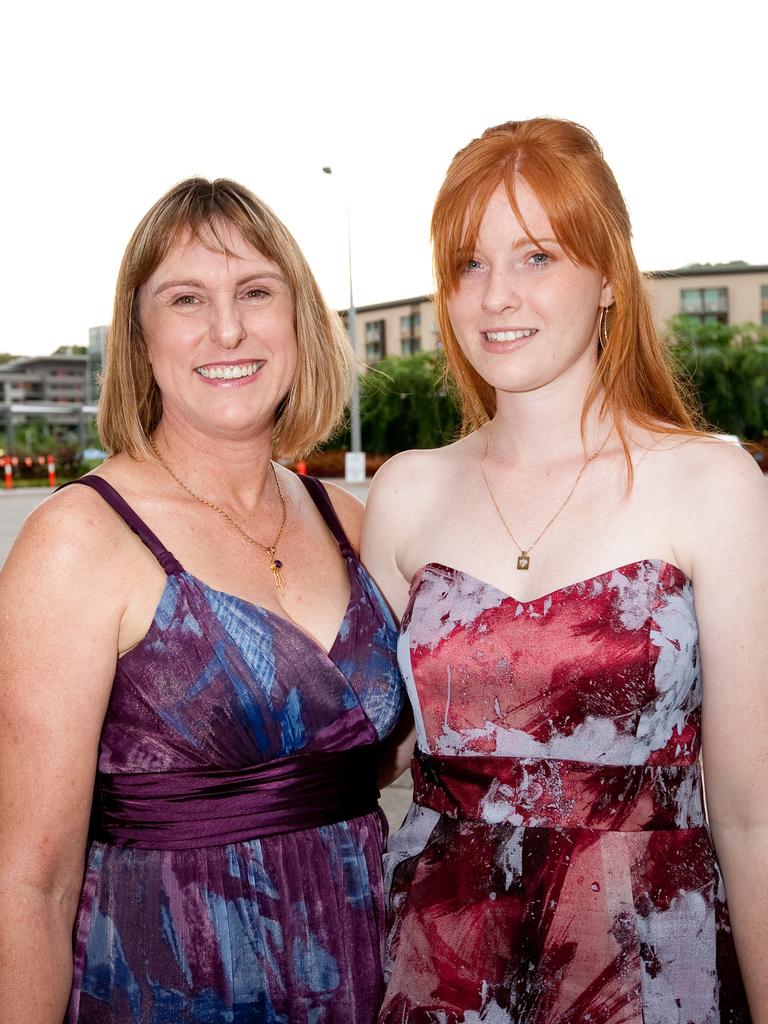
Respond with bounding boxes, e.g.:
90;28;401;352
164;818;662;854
63;475;403;1024
380;560;751;1023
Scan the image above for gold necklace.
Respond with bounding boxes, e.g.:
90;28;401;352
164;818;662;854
479;421;603;571
149;436;288;590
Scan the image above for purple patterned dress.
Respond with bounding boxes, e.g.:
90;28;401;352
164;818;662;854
63;475;403;1024
380;560;751;1023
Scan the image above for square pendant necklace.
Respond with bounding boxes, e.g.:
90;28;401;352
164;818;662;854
479;421;603;571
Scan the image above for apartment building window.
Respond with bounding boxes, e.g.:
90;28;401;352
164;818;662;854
365;319;386;362
761;285;768;326
400;311;422;355
680;287;728;324
399;312;421;331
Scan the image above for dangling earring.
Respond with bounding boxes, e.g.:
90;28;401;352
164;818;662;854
599;306;611;348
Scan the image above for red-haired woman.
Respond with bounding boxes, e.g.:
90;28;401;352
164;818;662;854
363;119;765;1022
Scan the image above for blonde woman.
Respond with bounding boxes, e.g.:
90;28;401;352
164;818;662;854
0;178;403;1023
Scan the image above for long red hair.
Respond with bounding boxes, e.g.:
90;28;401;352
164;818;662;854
431;118;700;463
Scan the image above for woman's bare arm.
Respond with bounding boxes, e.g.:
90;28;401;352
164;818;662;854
692;444;768;1020
362;455;429;783
0;491;125;1024
361;453;424;622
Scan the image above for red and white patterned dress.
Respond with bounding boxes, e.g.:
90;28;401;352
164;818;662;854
380;560;751;1023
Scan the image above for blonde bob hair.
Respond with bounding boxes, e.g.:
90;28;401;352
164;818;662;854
98;177;353;461
432;118;699;461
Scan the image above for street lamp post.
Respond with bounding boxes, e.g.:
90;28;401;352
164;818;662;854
322;167;365;482
4;405;14;453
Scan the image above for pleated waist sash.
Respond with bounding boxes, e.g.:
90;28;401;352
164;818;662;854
412;749;706;831
92;745;381;850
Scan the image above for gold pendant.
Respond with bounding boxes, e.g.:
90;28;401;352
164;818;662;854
266;548;285;590
517;552;531;571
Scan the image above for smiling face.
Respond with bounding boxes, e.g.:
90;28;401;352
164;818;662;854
447;179;613;399
138;220;297;442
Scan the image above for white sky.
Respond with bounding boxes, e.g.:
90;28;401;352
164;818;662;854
2;0;766;357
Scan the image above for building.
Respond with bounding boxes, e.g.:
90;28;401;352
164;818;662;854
345;264;768;363
343;296;439;363
0;355;90;448
645;264;768;335
0;354;88;410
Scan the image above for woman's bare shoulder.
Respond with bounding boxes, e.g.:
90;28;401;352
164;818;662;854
5;457;146;579
317;478;365;550
639;431;766;521
14;477;119;555
646;431;760;478
367;436;475;501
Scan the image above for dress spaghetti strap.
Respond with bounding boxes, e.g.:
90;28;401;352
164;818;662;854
299;476;355;559
59;476;183;576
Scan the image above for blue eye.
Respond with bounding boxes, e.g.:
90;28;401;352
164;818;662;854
465;258;482;271
529;252;550;268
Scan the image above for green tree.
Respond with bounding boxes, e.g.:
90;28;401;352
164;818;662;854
15;419;57;456
331;320;768;457
359;351;460;454
667;316;768;439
